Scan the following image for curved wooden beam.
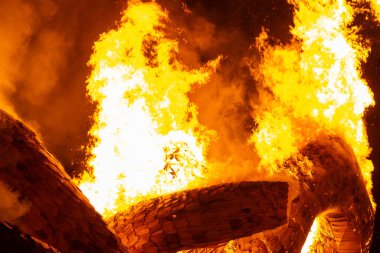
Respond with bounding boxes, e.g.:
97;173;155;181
229;135;374;252
0;110;128;253
108;181;288;252
0;108;373;252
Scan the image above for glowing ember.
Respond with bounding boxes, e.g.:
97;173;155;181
78;1;218;217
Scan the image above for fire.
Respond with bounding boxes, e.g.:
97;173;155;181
301;218;320;253
76;0;377;250
370;0;380;20
250;0;376;251
78;1;218;217
251;0;374;195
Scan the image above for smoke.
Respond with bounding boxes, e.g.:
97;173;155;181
0;0;295;179
153;0;294;182
0;0;41;116
0;180;30;224
0;0;122;175
0;0;296;180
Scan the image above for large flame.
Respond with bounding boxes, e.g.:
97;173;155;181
78;1;218;217
250;0;376;251
77;0;377;251
251;0;374;195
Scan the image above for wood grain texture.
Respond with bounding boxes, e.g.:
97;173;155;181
0;107;373;253
0;222;59;253
229;135;374;253
108;181;288;252
0;110;127;253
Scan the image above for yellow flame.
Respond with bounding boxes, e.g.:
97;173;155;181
78;1;218;217
251;0;376;251
77;1;376;251
251;0;374;194
369;0;380;21
301;218;320;253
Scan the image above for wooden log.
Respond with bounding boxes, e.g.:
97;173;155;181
229;135;374;252
107;181;288;252
0;106;372;252
0;110;128;253
0;222;59;253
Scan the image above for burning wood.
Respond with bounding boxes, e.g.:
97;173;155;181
107;181;288;252
0;109;375;252
0;109;289;253
227;135;374;252
0;0;378;251
0;110;127;253
73;1;377;252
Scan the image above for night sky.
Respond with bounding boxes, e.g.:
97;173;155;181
0;0;379;251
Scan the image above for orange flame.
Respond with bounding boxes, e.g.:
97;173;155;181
251;0;374;196
250;0;375;251
78;1;218;217
77;0;376;250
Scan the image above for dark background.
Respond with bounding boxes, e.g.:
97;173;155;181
0;0;379;251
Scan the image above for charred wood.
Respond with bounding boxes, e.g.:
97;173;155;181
0;222;59;253
0;110;127;253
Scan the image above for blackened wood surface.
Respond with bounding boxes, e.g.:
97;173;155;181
108;181;288;253
0;222;59;253
0;110;127;253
